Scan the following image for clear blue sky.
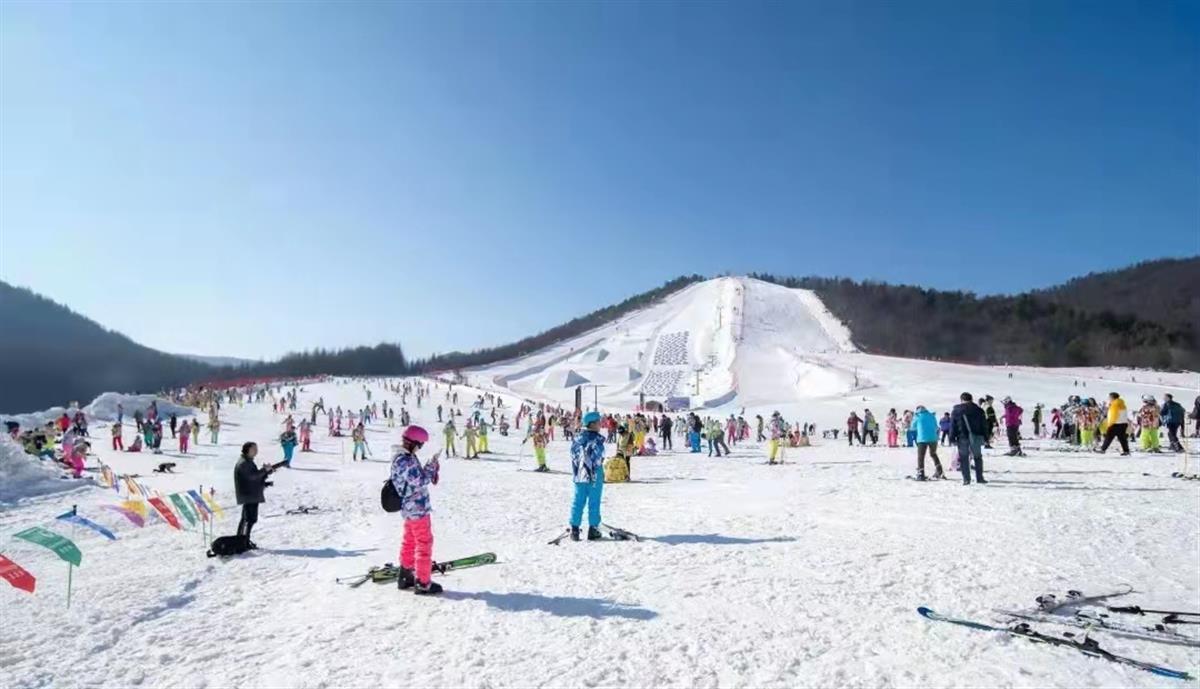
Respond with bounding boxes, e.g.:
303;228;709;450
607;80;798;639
1;1;1196;360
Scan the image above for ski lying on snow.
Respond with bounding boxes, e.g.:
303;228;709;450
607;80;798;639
918;606;1193;680
993;608;1200;647
547;523;642;545
1022;585;1135;614
336;552;497;587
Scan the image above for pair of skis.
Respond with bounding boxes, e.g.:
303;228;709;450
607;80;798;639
336;552;497;588
991;585;1199;647
919;607;1193;680
548;523;642;545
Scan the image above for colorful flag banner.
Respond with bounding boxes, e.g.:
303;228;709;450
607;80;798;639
13;526;82;566
169;494;197;527
0;554;35;593
56;512;117;541
147;498;181;530
203;491;225;518
121;500;148;517
187;490;213;517
186;491;211;522
100;504;145;527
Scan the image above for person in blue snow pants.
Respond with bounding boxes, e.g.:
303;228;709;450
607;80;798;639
570;468;605;529
568;412;607;541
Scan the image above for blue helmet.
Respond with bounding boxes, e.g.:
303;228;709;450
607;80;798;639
583;411;602;426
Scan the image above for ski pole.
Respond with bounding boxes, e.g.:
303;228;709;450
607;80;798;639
1108;605;1200;617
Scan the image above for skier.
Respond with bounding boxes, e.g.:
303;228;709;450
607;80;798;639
862;409;879;445
461;422;478;459
885;409;899;447
234;441;276;549
299;419;312;452
1098;392;1131;456
1136;395;1161;453
178;420;191;454
1002;397;1024;456
524;426;549;472
280;427;298;466
568;411;606;542
911;405;945;480
191;418;200;447
767;412;786;464
950;393;988;485
170;413;178;439
902;409;916;447
1031;404;1044;438
351;424;368;461
1160;393;1186;453
111;422;123;451
846;412;863;446
938;412;952;446
983;397;998;448
477;417;490;454
756;414;765;442
209;416;221;445
389;426;443;595
660;414;673;451
443;418;457;457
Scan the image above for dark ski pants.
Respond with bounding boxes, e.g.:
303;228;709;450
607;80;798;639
1166;423;1183;451
661;432;672;450
237;503;259;540
1006;426;1021;451
916;442;943;476
957;436;985;483
1100;423;1130;454
847;429;864;445
865;429;879;445
940;430;950;446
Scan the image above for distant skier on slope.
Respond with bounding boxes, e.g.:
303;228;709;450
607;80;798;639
1002;397;1024;457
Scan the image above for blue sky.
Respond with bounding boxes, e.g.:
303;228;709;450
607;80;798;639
1;1;1196;360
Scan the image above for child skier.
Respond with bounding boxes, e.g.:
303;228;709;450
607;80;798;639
389;426;442;595
443;418;457;457
524;426;549;472
280;428;298;466
351;424;367;461
179;420;191;454
111;422;123;451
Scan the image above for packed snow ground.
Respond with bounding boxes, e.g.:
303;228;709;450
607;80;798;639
2;377;1199;688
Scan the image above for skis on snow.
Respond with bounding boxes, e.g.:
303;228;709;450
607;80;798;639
918;606;1193;680
993;608;1200;648
336;552;497;587
547;523;642;545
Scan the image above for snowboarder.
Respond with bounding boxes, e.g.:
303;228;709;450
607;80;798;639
389;426;443;595
569;411;606;541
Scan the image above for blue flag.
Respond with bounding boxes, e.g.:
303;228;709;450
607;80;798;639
56;512;118;541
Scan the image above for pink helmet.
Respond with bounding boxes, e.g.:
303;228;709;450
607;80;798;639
403;425;429;445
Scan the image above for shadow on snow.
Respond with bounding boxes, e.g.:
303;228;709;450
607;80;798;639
441;590;657;620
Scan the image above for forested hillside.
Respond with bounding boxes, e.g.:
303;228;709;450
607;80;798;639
0;282;217;413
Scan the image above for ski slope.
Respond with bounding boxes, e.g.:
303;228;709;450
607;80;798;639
468;276;1198;429
2;376;1199;688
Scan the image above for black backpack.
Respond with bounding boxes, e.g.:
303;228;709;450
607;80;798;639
381;479;403;512
207;535;252;558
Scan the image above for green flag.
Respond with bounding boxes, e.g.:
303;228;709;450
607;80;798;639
13;526;82;567
169;494;197;527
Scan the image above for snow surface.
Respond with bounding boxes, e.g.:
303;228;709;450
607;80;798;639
3;279;1199;687
0;436;89;504
2;374;1199;688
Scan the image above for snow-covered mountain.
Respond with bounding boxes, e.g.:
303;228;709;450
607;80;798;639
467;276;1198;425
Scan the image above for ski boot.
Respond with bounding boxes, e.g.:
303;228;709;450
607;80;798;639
535;465;549;473
913;473;927;481
932;469;945;480
414;580;443;596
587;527;603;541
396;566;415;590
570;527;581;542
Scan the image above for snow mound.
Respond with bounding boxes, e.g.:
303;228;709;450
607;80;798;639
542;369;590;388
0;436;84;503
0;393;197;431
85;393;195;423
